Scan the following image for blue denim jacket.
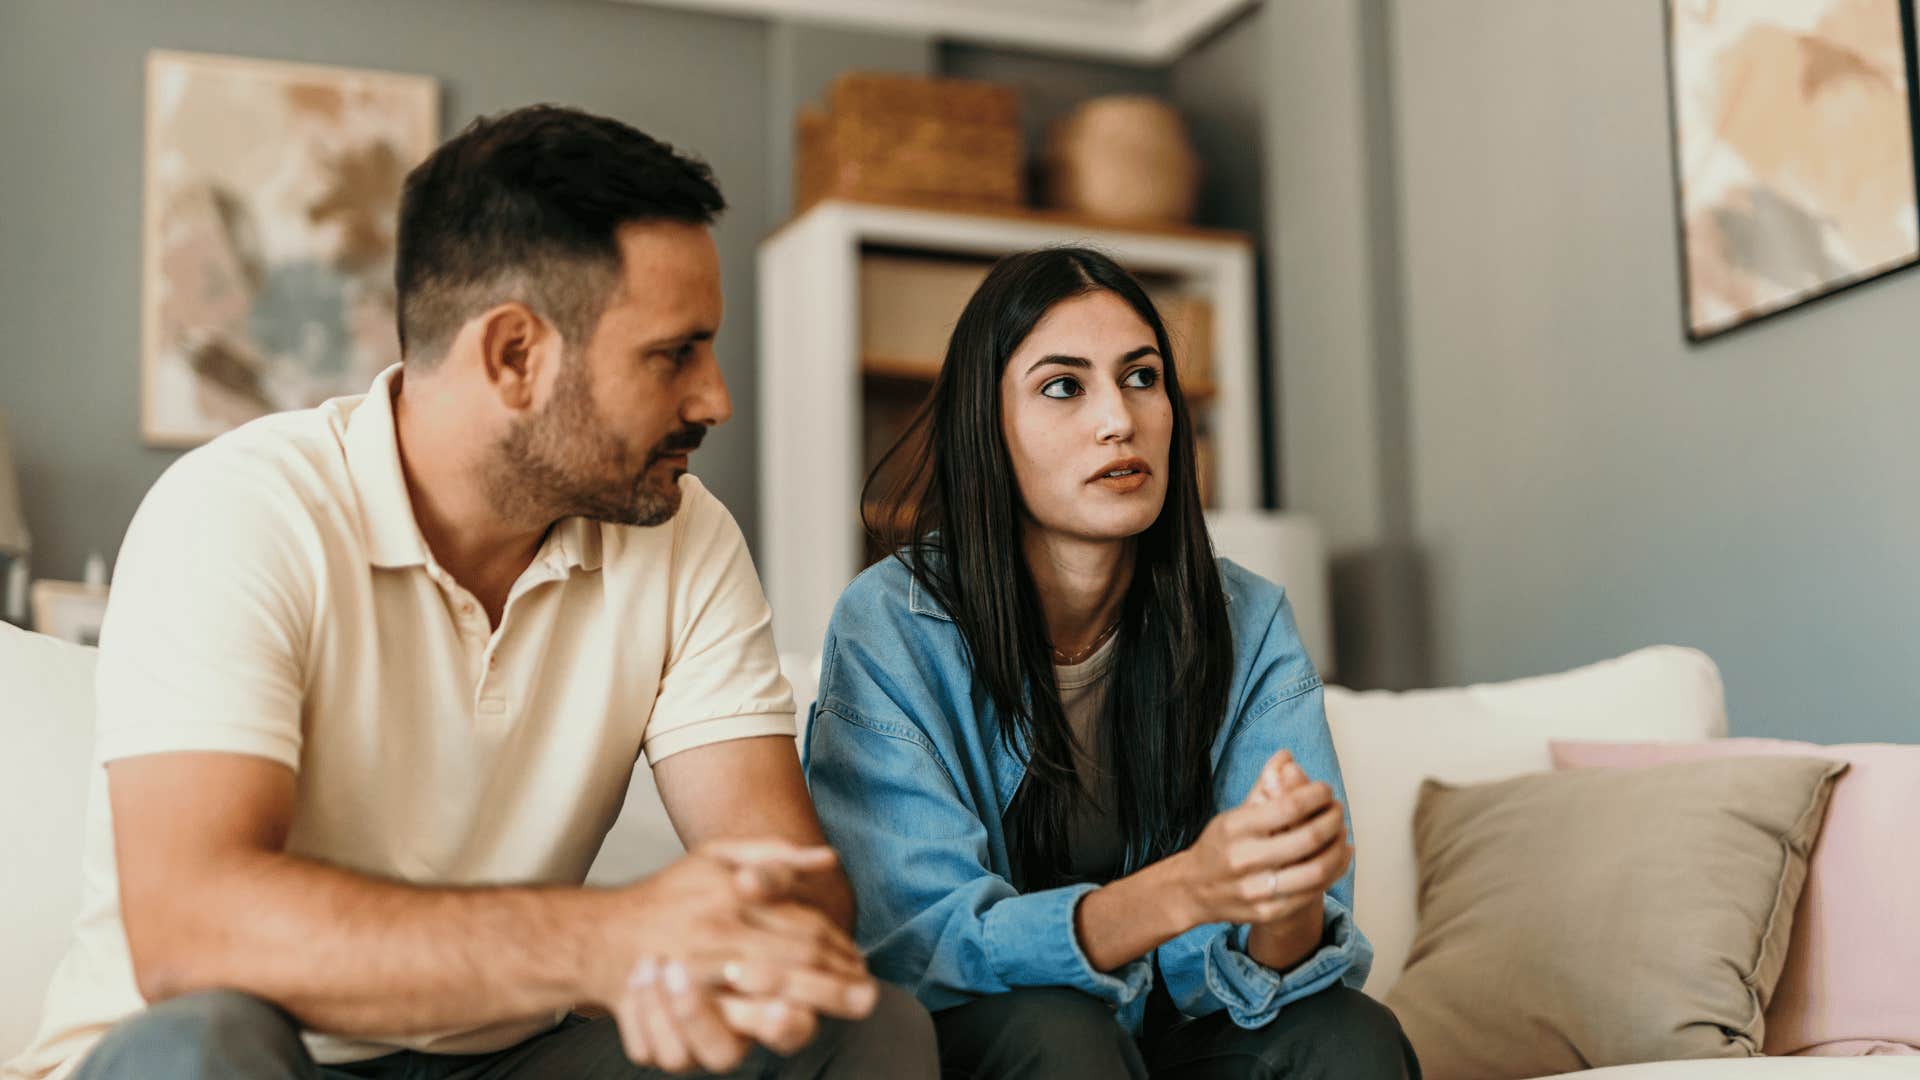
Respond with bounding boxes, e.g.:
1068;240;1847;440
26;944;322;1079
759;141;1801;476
801;554;1372;1033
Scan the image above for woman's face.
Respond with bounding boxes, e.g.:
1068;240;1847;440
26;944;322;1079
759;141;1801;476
1000;289;1173;544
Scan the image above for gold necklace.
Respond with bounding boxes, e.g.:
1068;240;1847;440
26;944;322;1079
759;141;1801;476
1052;618;1121;666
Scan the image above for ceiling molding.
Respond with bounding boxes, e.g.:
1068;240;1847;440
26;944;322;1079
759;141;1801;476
617;0;1259;63
1140;0;1257;57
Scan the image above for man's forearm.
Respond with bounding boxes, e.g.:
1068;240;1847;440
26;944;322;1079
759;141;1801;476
136;849;616;1037
801;868;857;933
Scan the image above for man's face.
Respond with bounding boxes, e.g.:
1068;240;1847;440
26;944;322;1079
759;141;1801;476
498;221;730;527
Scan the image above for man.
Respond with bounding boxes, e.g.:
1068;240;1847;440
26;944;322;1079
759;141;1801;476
4;105;936;1080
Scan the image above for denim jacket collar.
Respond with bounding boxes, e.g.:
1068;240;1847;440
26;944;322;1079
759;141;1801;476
907;572;953;622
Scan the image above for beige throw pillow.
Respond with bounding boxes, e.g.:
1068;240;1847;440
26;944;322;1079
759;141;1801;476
1385;756;1846;1080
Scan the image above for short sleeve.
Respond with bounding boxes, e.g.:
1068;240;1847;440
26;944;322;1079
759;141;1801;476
93;450;317;770
642;481;796;764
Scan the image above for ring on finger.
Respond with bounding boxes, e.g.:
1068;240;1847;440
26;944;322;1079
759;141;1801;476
1266;869;1282;897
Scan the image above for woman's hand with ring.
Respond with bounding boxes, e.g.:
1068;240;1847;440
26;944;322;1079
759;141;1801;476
1172;752;1351;927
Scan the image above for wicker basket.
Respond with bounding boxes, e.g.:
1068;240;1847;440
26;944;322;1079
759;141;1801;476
1044;95;1199;225
796;72;1024;214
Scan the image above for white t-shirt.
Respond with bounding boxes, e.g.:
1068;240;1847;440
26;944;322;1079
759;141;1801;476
5;366;795;1078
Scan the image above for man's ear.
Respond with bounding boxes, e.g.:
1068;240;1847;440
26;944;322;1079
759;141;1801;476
474;302;557;411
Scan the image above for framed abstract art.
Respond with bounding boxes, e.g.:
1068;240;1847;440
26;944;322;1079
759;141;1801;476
142;51;439;445
1665;0;1920;341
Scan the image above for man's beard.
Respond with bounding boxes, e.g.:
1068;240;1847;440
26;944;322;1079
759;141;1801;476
489;358;698;528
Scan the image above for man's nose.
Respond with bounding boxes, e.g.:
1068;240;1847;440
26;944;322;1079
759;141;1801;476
687;352;733;428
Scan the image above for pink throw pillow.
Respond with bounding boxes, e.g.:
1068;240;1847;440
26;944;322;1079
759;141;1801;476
1549;739;1920;1057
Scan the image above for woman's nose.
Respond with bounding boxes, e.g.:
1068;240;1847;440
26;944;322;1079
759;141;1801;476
1094;387;1136;444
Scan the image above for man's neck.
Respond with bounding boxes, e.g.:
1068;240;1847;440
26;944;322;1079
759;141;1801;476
392;375;548;625
1021;525;1135;659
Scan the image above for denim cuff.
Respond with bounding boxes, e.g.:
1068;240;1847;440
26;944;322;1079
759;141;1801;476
1206;895;1366;1029
980;883;1154;1008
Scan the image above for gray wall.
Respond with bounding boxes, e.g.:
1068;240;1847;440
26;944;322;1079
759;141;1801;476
1190;2;1430;690
1236;0;1916;736
1384;1;1920;741
15;1;1901;743
0;0;1199;588
0;0;772;582
768;24;934;220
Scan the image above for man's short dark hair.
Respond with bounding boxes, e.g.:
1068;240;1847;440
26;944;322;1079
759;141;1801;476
394;104;725;365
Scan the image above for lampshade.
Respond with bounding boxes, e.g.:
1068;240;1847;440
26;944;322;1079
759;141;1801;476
0;410;29;558
1205;511;1333;679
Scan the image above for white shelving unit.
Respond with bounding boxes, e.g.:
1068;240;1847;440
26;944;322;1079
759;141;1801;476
757;197;1260;657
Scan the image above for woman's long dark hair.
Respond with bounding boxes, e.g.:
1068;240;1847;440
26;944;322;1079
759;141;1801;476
864;247;1233;890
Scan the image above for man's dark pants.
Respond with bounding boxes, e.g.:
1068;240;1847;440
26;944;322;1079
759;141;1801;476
72;984;936;1079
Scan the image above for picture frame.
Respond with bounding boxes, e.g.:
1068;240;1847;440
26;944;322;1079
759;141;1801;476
142;50;440;446
30;581;110;647
1663;0;1920;342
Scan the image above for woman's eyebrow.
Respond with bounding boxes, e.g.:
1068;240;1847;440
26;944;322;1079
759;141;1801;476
1024;345;1161;377
1025;354;1092;376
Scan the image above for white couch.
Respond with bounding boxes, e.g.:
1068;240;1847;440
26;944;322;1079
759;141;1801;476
2;625;1911;1078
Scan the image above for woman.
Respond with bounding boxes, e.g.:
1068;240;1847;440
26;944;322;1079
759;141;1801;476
802;248;1419;1079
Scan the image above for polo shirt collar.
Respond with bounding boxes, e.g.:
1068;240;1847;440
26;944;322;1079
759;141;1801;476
344;365;606;576
345;365;433;570
544;515;605;575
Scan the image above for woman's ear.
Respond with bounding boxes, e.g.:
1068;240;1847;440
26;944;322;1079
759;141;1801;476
474;301;557;412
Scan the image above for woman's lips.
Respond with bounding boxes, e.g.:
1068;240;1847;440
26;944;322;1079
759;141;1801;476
1092;471;1149;493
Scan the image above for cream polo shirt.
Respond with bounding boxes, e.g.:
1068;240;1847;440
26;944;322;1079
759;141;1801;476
5;366;796;1079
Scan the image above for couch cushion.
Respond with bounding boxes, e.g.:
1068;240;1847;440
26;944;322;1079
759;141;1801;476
0;624;99;1061
1553;739;1920;1058
1387;756;1844;1079
1325;646;1727;997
